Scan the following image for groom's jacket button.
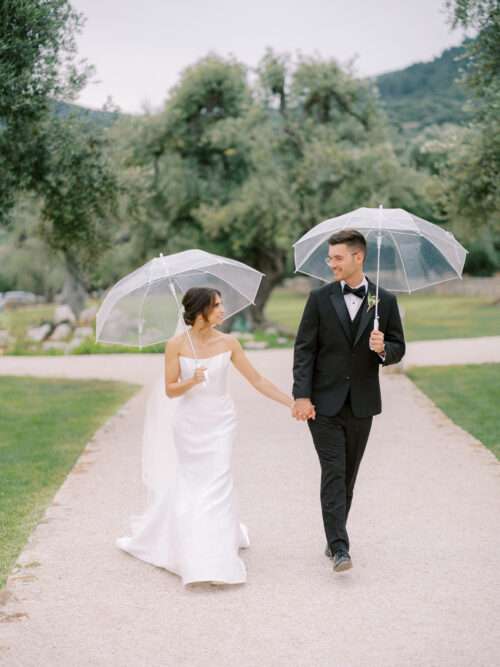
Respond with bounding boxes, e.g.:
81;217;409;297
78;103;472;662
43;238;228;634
345;376;350;380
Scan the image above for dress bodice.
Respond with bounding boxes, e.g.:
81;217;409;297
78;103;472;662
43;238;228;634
178;350;232;399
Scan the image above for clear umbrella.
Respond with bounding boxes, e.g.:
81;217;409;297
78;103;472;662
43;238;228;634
96;249;264;352
294;205;467;327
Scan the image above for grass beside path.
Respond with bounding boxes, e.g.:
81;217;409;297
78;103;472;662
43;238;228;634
0;376;140;589
397;294;500;341
265;289;500;341
407;364;500;460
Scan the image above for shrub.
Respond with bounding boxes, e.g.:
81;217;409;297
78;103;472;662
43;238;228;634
464;244;498;277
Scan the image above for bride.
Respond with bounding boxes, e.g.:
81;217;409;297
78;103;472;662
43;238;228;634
116;286;292;586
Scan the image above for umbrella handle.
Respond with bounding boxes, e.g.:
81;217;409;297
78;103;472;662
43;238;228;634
372;209;382;336
168;281;207;385
369;314;380;353
167;280;199;362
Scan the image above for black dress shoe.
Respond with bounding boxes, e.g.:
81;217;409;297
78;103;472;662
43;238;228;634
333;549;352;572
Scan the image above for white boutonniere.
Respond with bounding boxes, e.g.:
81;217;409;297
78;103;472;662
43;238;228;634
367;294;380;312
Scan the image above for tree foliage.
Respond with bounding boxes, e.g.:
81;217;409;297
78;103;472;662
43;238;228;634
0;0;89;217
440;0;500;263
109;52;428;324
0;1;120;314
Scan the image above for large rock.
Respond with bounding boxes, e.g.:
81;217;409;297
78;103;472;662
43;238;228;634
231;332;254;340
79;305;98;325
0;291;37;308
42;341;68;352
27;323;52;342
66;338;85;353
54;305;76;325
49;323;73;341
243;340;269;350
74;326;93;338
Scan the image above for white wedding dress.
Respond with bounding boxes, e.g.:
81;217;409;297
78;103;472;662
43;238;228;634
116;350;250;585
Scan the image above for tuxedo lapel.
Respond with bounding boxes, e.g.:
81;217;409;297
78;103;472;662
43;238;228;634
353;279;376;348
329;282;351;343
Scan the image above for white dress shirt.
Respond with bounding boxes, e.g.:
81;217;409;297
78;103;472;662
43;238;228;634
340;276;385;361
340;276;368;321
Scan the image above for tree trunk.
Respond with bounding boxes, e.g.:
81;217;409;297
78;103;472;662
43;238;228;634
245;270;281;328
218;252;287;333
235;251;287;331
61;252;87;320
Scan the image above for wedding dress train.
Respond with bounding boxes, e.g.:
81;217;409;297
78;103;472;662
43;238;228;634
116;350;249;585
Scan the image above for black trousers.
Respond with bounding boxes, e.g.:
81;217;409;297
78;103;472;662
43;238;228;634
308;397;372;554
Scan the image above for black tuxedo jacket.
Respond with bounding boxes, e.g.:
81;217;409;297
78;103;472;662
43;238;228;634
292;278;406;417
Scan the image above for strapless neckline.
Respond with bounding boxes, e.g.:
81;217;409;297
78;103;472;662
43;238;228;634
178;350;232;362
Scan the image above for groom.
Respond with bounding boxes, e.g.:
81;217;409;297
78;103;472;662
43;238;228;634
292;229;405;572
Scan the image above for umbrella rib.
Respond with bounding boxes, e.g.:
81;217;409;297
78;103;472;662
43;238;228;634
297;268;330;284
294;215;372;270
397;275;462;292
294;230;335;269
177;266;262;308
138;260;154;348
386;229;412;293
418;230;465;279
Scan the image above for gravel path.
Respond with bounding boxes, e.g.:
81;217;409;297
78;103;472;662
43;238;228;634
0;336;498;383
1;349;499;666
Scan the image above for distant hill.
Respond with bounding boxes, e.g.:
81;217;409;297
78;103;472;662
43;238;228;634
375;42;473;133
52;100;121;129
56;43;473;135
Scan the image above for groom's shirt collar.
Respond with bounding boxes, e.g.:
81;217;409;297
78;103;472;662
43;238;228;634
340;275;368;292
340;275;368;323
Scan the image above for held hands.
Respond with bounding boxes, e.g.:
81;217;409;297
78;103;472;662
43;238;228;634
369;329;385;354
292;398;316;421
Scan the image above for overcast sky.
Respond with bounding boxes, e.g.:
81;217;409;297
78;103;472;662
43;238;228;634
71;0;469;114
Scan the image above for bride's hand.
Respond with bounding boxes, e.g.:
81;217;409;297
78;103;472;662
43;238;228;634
192;367;207;385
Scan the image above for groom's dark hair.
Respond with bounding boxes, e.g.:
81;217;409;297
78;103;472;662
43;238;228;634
328;229;367;259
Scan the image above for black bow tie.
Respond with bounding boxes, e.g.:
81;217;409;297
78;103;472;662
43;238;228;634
343;284;366;298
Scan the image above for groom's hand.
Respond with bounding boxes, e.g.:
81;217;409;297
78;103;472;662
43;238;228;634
292;398;316;421
369;329;385;354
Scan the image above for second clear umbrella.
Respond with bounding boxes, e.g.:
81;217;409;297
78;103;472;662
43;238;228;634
96;249;264;352
294;205;467;327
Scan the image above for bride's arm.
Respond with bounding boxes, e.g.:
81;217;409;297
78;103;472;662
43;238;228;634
164;340;206;398
229;338;293;408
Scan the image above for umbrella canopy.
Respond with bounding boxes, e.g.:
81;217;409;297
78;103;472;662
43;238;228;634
294;207;467;293
96;249;264;348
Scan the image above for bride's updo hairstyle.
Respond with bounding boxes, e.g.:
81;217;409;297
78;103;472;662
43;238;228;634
182;287;222;326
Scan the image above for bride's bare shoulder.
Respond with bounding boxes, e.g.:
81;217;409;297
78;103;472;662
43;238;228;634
165;333;184;353
218;332;241;353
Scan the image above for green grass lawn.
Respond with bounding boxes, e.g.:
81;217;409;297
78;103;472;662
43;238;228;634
0;300;294;354
265;288;500;341
397;294;500;341
0;376;140;589
1;289;498;355
407;364;500;460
